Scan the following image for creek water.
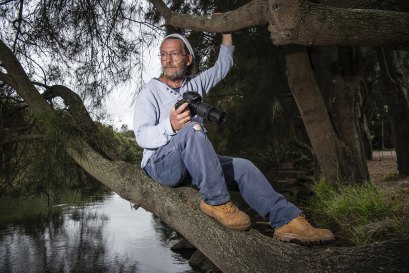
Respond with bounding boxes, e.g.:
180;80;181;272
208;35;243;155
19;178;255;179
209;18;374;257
0;191;193;273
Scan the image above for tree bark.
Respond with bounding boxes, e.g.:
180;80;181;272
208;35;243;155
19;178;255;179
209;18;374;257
377;48;409;175
284;45;368;183
41;84;120;161
310;46;370;183
0;41;52;118
267;0;409;47
148;0;409;48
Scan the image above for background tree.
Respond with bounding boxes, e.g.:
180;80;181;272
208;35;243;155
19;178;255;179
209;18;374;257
377;48;409;175
0;0;155;193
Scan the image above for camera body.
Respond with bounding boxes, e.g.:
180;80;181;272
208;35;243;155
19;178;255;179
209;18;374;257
175;91;225;124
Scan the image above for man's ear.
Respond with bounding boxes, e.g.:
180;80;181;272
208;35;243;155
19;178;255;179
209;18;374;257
187;54;193;65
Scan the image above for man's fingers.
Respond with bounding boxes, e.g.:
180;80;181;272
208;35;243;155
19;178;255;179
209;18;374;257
175;102;189;114
177;111;191;122
178;110;191;119
170;102;192;131
182;115;191;123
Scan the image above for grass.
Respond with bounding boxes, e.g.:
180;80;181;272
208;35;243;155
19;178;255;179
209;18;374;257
309;178;406;245
383;172;401;181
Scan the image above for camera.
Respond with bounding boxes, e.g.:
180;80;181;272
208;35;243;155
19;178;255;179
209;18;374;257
175;91;225;124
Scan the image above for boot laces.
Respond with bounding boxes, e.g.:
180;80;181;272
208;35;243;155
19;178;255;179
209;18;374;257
222;201;236;213
297;214;310;224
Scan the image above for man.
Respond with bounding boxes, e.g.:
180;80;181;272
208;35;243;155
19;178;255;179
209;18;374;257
133;32;334;243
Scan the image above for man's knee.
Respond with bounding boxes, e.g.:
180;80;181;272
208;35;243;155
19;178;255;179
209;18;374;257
170;123;207;151
233;158;260;177
177;122;206;138
234;158;255;169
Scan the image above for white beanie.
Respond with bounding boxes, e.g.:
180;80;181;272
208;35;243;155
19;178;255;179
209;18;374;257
162;33;195;60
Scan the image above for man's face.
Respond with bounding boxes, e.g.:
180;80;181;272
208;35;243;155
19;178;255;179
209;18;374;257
160;39;192;81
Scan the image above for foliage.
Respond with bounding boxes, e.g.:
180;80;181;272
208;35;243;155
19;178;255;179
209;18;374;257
0;93;142;196
96;124;142;165
1;105;91;196
309;178;405;245
0;0;158;107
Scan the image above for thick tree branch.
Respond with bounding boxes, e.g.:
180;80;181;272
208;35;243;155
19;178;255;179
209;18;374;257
148;0;269;32
275;2;409;47
148;0;409;48
318;0;396;9
0;39;52;117
40;84;120;161
41;84;97;131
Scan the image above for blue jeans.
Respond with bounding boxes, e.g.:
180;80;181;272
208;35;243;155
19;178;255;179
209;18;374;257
144;122;301;228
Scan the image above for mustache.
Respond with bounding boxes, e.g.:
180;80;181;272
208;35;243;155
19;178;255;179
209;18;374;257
163;65;177;69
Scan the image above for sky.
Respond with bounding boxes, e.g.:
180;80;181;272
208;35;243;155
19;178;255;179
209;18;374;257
104;40;162;131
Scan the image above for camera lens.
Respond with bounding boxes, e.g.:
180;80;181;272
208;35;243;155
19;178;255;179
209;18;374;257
194;102;225;124
175;91;226;124
208;109;225;124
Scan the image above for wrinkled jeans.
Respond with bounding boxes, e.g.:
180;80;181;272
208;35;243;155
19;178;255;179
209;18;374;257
144;122;301;228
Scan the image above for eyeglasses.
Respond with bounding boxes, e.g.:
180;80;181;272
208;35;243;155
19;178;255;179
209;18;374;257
158;51;188;61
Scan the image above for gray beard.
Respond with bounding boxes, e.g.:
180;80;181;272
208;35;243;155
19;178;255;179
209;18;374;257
162;66;187;81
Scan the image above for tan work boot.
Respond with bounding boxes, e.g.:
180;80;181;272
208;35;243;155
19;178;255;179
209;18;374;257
200;200;251;231
273;214;334;244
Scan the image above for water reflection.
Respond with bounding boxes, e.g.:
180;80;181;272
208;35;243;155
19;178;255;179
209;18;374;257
0;193;193;273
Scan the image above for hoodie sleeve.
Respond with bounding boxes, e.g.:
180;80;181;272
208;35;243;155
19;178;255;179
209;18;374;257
133;88;175;149
188;44;234;96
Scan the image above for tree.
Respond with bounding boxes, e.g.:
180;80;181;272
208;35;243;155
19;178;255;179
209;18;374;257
377;48;409;175
2;1;409;272
0;0;157;190
283;45;368;183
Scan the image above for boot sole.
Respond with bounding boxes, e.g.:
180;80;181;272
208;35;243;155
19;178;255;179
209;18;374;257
200;206;251;231
273;233;334;244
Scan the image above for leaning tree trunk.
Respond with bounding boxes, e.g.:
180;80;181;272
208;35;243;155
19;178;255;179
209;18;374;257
284;45;367;184
377;48;409;175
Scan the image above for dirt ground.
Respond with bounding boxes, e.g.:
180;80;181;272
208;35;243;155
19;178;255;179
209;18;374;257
367;151;409;222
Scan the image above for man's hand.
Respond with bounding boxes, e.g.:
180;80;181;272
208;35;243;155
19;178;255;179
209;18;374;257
213;13;233;46
222;33;232;46
170;102;191;132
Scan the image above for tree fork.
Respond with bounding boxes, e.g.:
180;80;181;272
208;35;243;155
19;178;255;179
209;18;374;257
40;84;120;161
